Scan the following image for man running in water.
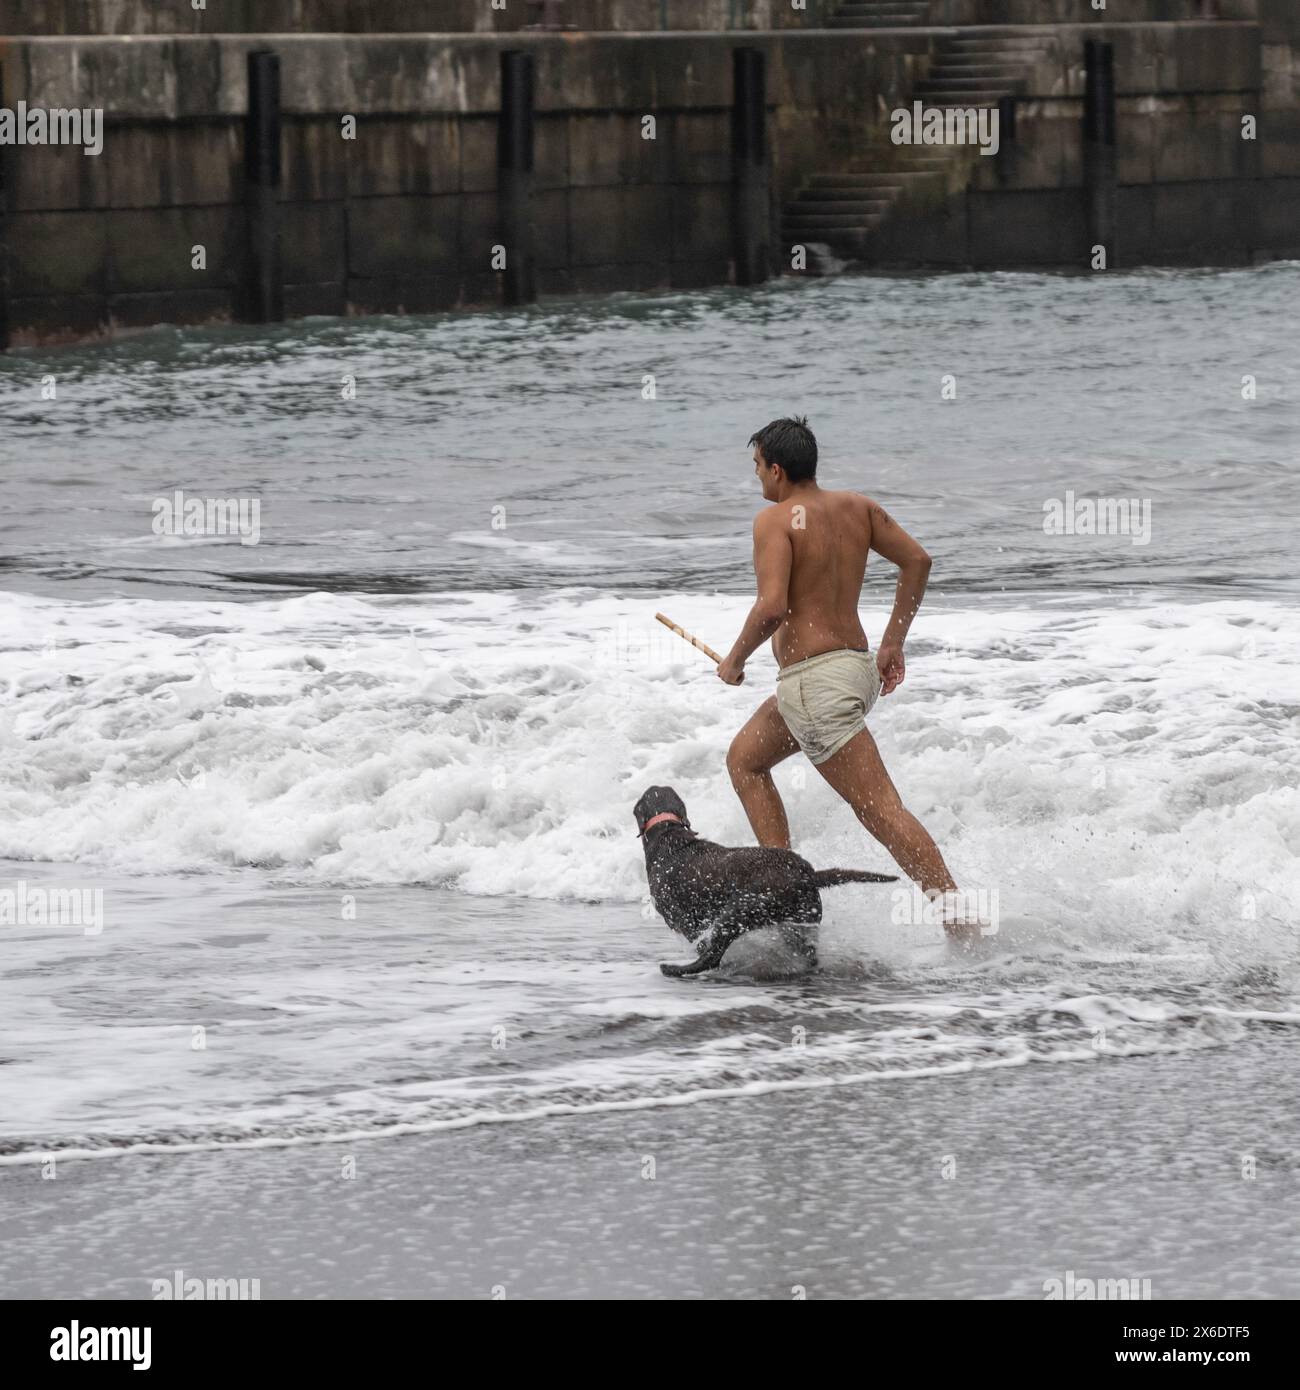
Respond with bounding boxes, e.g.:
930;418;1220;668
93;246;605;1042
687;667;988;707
716;416;962;916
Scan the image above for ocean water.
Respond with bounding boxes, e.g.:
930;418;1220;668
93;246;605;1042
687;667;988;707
0;267;1298;1169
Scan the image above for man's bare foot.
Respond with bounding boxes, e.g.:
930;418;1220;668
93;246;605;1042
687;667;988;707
929;890;992;942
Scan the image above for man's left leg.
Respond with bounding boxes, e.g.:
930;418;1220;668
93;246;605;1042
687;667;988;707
812;727;957;896
727;696;800;848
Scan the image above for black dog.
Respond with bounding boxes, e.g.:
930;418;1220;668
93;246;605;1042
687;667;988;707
634;785;898;978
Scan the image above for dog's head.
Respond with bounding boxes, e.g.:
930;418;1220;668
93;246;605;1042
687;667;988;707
633;785;689;837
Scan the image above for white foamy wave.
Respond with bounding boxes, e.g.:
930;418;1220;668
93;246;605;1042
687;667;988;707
0;589;1296;959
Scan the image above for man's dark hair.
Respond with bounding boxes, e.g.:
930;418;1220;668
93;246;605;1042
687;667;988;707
749;416;818;482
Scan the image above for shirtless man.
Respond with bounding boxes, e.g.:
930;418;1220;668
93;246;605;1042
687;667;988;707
717;416;959;901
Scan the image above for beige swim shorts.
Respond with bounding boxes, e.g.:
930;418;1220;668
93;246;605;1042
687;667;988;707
776;647;882;766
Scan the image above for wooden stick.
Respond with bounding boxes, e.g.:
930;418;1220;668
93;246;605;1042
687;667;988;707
655;612;723;665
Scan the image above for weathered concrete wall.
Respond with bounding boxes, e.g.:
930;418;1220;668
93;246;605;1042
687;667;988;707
925;2;1259;22
1258;0;1300;164
0;20;1295;341
0;31;933;339
869;21;1299;267
1021;19;1261;98
1258;0;1300;41
0;0;827;37
0;2;1264;37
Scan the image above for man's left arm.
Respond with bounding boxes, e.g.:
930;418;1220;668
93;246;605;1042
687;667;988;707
717;511;791;685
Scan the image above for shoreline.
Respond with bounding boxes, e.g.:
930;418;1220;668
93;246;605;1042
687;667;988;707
3;1034;1295;1300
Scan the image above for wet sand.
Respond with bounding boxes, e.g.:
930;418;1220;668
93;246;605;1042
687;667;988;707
2;1033;1296;1300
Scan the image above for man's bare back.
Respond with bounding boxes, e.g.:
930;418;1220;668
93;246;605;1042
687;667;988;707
719;478;932;696
717;415;966;923
764;489;871;667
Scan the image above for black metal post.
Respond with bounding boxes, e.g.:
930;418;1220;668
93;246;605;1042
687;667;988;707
498;50;537;306
1083;39;1117;270
0;67;10;351
996;94;1018;185
732;47;770;287
244;49;284;323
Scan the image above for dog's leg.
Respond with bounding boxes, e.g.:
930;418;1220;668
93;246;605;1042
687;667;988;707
783;921;819;968
660;899;751;978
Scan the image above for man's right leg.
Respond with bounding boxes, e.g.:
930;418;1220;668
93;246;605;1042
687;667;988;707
813;727;957;897
726;696;800;849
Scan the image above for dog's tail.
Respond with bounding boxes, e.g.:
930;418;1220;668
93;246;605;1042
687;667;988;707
811;868;898;887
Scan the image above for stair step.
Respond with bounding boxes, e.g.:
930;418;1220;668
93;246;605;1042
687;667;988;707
917;75;1026;89
917;93;1008;106
792;190;897;203
814;170;942;183
940;51;1037;63
834;166;953;177
783;224;884;239
799;182;903;197
847;139;957;153
927;64;1031;77
790;200;894;217
947;35;1054;46
917;82;1023;94
840;163;955;175
914;86;1022;100
783;210;887;227
849;137;959;150
835;153;954;166
835;4;928;12
947;40;1054;51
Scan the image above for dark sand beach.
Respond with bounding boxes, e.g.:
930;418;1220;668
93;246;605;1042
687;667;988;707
3;1032;1295;1300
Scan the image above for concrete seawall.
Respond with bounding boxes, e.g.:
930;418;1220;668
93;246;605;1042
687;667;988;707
0;1;821;37
1;15;1296;343
0;2;1276;36
0;29;930;340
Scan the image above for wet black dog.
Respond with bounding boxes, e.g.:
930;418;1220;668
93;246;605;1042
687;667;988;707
634;785;898;978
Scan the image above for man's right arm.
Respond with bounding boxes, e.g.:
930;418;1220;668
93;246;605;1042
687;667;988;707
866;499;932;695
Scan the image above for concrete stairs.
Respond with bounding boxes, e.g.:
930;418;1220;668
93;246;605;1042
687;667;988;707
781;151;954;259
781;28;1054;264
827;2;931;29
913;29;1055;106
